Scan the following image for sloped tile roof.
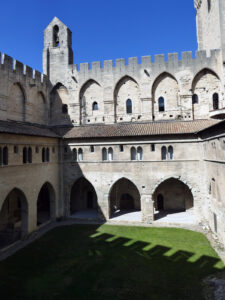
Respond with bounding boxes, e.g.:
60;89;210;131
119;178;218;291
0;120;59;138
63;119;222;139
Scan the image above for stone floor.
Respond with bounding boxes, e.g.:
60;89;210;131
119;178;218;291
110;210;142;222
154;210;196;225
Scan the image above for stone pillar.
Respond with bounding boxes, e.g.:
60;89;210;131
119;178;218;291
98;193;110;221
141;194;154;224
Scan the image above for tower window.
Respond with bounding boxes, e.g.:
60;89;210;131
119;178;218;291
53;25;60;47
126;99;132;114
90;146;94;152
158;97;165;112
92;102;98;111
151;144;155;152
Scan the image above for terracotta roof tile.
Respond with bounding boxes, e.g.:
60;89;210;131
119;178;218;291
64;119;222;139
0;120;59;138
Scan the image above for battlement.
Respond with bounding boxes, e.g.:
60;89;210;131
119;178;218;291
0;52;48;86
75;49;222;78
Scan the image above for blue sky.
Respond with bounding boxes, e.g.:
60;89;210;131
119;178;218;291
0;0;197;72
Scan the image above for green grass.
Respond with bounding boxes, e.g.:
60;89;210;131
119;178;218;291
0;225;224;300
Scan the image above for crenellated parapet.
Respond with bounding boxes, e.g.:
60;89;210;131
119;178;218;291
75;49;223;84
0;52;49;87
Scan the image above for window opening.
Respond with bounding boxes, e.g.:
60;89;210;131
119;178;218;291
126;99;132;114
158;97;165;112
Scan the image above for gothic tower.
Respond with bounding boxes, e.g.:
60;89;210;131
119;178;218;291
195;0;225;58
43;17;73;83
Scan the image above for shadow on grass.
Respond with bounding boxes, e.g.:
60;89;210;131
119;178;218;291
0;224;224;300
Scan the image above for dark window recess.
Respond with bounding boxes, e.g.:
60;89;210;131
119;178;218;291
62;104;68;114
151;144;155;152
120;145;124;152
213;93;219;110
90;146;94;152
14;146;18;154
92;102;98;111
158;97;165;112
64;147;68;153
35;146;39;153
126;99;132;114
192;94;198;104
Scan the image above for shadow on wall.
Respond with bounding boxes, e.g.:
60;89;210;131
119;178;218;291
0;224;224;299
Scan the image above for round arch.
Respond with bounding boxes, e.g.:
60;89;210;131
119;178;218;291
152;177;194;213
70;177;98;215
37;182;56;226
109;177;141;218
0;188;28;248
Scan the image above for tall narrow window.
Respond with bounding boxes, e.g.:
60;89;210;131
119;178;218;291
131;147;136;161
108;148;113;161
42;148;46;163
3;147;8;165
207;0;211;12
23;147;27;164
78;148;83;161
137;147;143;161
46;148;50;162
168;146;173;160
62;104;68;114
213;93;219;110
53;25;60;47
0;147;2;165
158;97;165;112
28;147;32;163
192;94;198;104
73;149;77;161
92;102;98;111
102;148;107;161
161;146;167;160
126;99;132;114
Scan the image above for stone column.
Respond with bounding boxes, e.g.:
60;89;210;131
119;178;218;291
141;194;154;224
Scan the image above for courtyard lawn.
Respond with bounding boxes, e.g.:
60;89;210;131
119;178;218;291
0;225;224;300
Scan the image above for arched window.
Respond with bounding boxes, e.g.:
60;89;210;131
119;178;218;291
42;148;46;163
46;148;50;162
131;147;137;161
23;147;27;164
161;146;167;160
78;148;83;161
102;148;107;161
192;94;198;104
73;149;77;161
28;147;32;163
168;146;173;160
92;102;98;111
137;147;143;161
158;97;165;112
126;99;132;114
62;104;68;114
53;25;60;47
3;147;8;165
213;93;219;110
108;148;113;161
